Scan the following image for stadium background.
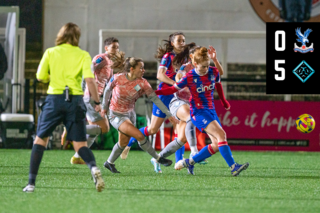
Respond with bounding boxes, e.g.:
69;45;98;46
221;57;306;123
0;0;319;152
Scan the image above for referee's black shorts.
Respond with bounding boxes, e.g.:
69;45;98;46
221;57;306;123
36;94;87;141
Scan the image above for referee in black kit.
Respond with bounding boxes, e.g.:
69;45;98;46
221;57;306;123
23;23;105;192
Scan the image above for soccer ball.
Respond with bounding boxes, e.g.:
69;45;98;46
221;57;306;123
296;114;316;133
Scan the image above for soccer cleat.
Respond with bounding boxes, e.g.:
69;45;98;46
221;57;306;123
157;157;172;167
22;184;35;193
91;167;105;192
104;161;120;173
174;160;185;170
150;158;162;173
70;156;86;165
120;146;131;160
190;153;208;165
184;159;195;175
230;162;249;176
174;159;194;175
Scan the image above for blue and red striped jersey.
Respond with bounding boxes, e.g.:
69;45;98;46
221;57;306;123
158;52;177;90
174;66;220;116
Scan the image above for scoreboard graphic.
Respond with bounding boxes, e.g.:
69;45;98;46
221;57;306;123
266;23;320;94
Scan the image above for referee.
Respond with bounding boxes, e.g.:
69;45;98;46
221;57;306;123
23;23;105;192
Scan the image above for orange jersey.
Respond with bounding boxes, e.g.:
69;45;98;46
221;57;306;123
109;73;154;113
84;52;113;97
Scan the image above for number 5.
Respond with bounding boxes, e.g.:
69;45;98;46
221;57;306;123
275;60;285;81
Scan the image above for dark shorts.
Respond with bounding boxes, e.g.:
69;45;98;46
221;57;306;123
191;109;222;133
36;94;87;141
152;94;174;118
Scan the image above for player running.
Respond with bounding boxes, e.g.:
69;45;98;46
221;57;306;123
120;32;186;162
155;46;249;176
101;57;179;173
62;37;125;164
152;43;230;173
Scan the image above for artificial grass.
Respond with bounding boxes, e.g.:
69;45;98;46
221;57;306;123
0;150;320;213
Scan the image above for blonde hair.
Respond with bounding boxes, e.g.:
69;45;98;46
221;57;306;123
120;57;143;73
55;23;81;46
192;47;210;64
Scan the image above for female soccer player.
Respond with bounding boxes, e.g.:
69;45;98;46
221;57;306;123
153;43;230;174
156;46;249;176
121;32;185;161
62;37;125;164
101;57;179;173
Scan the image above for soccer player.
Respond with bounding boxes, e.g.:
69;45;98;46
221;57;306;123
62;37;125;164
154;43;230;174
101;57;179;173
23;23;104;192
155;46;249;176
120;32;185;162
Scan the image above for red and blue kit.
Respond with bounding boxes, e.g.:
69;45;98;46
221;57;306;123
152;52;177;118
174;66;221;132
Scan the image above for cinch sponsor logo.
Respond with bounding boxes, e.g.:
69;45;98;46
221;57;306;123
196;83;215;93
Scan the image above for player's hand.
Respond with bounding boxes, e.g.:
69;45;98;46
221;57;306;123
208;46;217;61
100;109;107;117
95;104;101;112
168;116;179;125
221;100;230;110
185;62;194;71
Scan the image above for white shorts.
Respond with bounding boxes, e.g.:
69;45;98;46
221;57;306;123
83;97;104;123
108;110;136;130
169;97;189;120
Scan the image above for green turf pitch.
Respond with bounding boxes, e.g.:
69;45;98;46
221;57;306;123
0;150;320;213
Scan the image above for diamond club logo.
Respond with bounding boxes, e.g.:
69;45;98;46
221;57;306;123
293;60;315;83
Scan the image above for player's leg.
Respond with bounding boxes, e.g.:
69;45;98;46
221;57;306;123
71;118;108;164
65;96;105;191
176;103;207;164
23;136;49;192
157;121;186;158
126;95;172;154
73;141;104;192
123;114;165;160
24;95;64;192
71;100;108;164
118;120;172;166
204;120;249;176
104;131;129;173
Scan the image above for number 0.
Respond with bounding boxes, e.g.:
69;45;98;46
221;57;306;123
275;60;285;81
275;31;285;51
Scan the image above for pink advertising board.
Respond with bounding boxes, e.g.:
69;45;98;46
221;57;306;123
214;100;320;151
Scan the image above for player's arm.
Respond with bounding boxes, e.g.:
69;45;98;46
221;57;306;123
215;82;230;110
157;55;176;85
155;75;188;96
83;53;101;111
93;55;108;72
157;67;176;85
36;49;50;83
101;76;115;114
175;72;183;82
143;79;179;124
208;46;224;76
148;92;179;125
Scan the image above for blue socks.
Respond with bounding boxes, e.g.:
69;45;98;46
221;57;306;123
192;145;214;163
218;142;235;167
128;127;148;147
175;145;185;163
